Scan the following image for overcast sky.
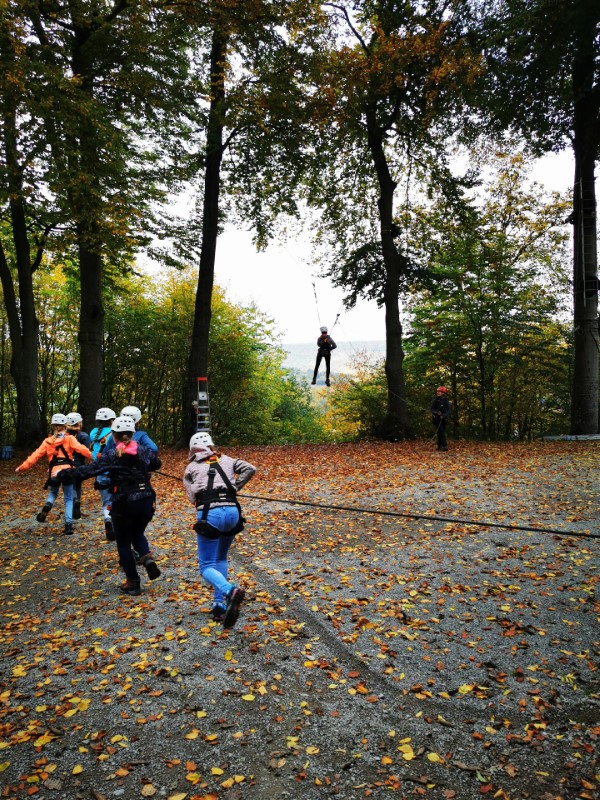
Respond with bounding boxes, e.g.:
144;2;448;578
213;150;573;345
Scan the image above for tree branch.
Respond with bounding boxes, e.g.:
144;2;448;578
323;3;370;54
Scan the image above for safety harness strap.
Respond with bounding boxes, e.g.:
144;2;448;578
46;442;74;485
195;458;244;537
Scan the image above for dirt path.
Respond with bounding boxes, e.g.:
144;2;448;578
0;440;598;799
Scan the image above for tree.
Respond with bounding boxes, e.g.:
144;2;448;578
176;0;322;445
9;0;193;428
102;268;325;445
0;13;55;446
295;0;480;439
479;0;600;433
404;151;572;439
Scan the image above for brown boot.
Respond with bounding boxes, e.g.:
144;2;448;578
119;578;141;596
139;554;161;581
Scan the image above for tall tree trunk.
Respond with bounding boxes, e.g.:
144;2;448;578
77;233;104;426
0;238;42;447
0;27;43;446
570;5;599;434
181;27;228;445
367;112;413;439
71;34;105;428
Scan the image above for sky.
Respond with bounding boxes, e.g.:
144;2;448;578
213;150;574;345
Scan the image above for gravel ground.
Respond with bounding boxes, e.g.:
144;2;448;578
0;440;598;800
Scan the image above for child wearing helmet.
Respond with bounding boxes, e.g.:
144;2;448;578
311;326;337;387
183;433;256;627
58;416;162;596
430;386;451;452
66;412;92;520
15;413;92;535
105;406;158;454
89;408;117;540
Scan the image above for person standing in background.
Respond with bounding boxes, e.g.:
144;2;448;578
430;386;451;452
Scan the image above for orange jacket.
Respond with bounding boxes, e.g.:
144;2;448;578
18;434;92;478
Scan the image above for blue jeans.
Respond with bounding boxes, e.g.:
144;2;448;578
196;505;240;608
46;483;75;524
97;485;112;520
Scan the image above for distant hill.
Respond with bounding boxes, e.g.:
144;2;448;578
282;340;386;378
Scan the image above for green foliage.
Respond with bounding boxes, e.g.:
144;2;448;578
323;151;574;442
326;351;388;440
100;268;325;445
403;151;573;439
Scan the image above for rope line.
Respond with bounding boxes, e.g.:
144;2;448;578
153;472;597;540
240;493;597;539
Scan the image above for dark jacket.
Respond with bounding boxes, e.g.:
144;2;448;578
317;334;337;355
70;430;92;467
67;442;161;504
430;395;451;423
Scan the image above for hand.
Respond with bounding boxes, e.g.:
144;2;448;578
59;469;77;485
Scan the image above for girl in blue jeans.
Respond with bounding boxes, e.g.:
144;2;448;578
183;432;256;627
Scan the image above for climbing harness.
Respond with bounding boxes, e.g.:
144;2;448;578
45;442;74;487
193;458;245;538
90;427;111;460
113;461;153;498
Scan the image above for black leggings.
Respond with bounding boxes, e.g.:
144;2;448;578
313;352;331;381
111;496;154;581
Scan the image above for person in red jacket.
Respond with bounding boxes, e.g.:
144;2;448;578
15;413;92;534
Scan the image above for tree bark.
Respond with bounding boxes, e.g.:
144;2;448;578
367;111;414;439
0;26;43;446
77;232;104;427
71;30;105;428
181;27;228;445
569;4;599;435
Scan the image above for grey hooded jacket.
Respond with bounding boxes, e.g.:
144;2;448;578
183;444;256;507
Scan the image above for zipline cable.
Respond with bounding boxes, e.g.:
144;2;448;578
153;471;597;540
312;282;322;327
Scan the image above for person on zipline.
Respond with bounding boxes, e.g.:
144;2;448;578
311;326;337;386
430;385;451;452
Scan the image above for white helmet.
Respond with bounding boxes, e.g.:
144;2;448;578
189;431;214;450
96;407;116;421
65;412;83;426
111;415;136;433
50;413;67;426
121;405;142;423
320;326;328;333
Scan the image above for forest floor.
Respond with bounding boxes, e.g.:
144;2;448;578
0;440;598;800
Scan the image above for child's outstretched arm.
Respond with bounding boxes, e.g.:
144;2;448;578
15;441;48;473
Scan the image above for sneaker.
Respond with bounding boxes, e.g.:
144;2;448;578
63;522;74;535
139;555;161;581
36;503;52;523
211;605;226;623
119;579;141;596
222;586;245;629
104;518;116;541
73;500;81;520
